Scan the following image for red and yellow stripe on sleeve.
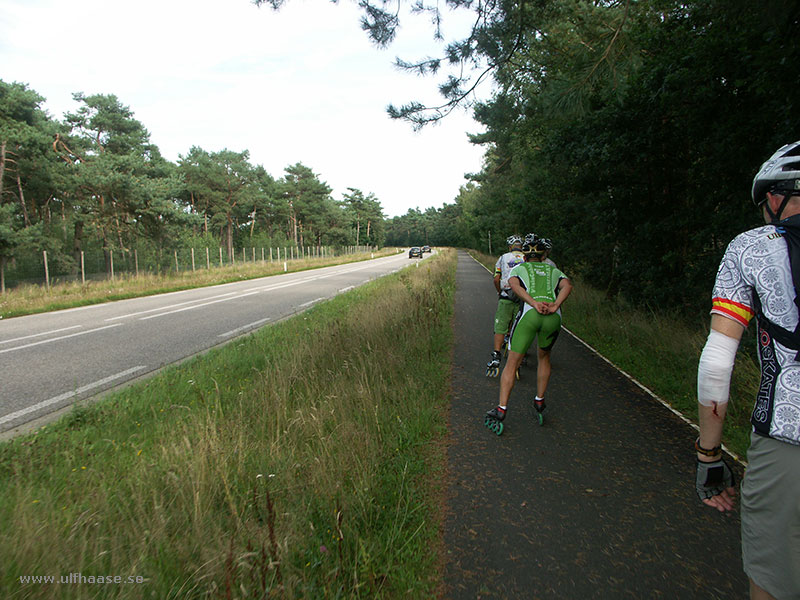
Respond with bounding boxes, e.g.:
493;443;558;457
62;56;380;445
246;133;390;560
711;297;755;327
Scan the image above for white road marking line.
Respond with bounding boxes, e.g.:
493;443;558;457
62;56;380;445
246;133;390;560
299;298;325;308
339;286;355;293
218;318;272;338
0;366;148;427
0;324;123;355
140;291;260;320
0;325;82;345
105;292;239;321
244;279;308;293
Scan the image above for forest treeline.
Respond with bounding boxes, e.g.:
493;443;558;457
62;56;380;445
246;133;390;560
3;0;800;317
380;0;799;314
0;86;386;287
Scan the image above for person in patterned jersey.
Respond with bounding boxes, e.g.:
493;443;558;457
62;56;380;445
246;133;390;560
485;235;527;377
696;140;800;600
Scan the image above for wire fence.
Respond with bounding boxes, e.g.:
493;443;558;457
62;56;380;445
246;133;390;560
1;245;379;292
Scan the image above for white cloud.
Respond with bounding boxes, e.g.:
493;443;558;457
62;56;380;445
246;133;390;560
0;0;487;217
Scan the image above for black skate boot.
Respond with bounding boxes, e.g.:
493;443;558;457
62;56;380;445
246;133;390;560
485;351;502;377
533;398;546;426
484;406;506;435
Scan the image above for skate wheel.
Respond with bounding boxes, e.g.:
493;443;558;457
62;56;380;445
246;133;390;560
484;417;504;435
515;369;520;380
537;412;544;426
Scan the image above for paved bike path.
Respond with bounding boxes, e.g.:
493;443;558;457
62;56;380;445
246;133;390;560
442;251;747;599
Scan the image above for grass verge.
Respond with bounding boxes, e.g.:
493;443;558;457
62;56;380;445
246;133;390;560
1;249;455;599
0;248;400;320
470;250;757;461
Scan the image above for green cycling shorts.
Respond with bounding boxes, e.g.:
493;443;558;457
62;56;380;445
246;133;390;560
509;308;561;353
493;298;520;334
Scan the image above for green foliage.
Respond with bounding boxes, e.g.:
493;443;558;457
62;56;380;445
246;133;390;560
381;0;800;320
0;80;389;292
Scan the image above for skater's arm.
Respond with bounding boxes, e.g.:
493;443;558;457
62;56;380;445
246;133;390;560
695;314;743;513
549;278;572;313
698;315;744;452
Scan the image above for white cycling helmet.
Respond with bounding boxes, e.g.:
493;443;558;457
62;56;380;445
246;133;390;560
752;140;800;206
506;234;523;248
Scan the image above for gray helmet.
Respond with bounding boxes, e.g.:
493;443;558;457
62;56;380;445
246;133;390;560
752;141;800;206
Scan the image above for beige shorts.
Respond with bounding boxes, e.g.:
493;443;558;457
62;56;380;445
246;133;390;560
741;433;800;599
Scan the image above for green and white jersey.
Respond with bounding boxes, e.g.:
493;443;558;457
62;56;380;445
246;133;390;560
510;261;566;316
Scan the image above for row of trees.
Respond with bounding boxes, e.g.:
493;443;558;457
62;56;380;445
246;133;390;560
0;83;386;285
375;0;799;314
5;0;799;319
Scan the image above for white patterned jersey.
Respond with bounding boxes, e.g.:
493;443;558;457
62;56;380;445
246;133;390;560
711;223;800;445
494;251;526;297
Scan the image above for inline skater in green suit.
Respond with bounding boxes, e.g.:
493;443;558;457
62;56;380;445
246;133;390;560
484;234;573;434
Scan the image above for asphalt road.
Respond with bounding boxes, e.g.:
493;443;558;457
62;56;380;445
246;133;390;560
443;250;747;599
0;251;430;436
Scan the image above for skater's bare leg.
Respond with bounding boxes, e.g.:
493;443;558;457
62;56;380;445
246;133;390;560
494;332;506;352
536;347;552;399
499;351;525;406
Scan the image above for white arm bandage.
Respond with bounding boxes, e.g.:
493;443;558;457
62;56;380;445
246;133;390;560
697;329;740;407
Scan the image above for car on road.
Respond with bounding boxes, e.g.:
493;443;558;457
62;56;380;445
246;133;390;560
409;246;423;258
422;245;431;253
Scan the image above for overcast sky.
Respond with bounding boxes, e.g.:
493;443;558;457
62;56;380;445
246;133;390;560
0;0;489;218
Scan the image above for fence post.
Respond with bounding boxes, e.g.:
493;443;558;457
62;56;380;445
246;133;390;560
174;250;179;273
134;249;138;277
261;248;264;262
242;248;245;263
81;251;85;285
110;250;115;281
206;247;210;270
191;248;196;272
43;250;50;290
284;261;287;272
270;247;273;262
219;247;223;267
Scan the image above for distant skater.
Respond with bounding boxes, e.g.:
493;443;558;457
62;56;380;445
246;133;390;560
484;234;572;434
486;235;526;377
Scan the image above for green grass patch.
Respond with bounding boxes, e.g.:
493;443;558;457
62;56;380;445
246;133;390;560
0;250;456;599
470;250;756;460
0;248;400;320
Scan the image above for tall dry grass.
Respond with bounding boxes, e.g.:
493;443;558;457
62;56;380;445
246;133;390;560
0;248;400;319
1;250;455;599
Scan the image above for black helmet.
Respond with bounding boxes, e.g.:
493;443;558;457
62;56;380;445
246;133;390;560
539;238;553;251
752;141;800;206
522;233;545;255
